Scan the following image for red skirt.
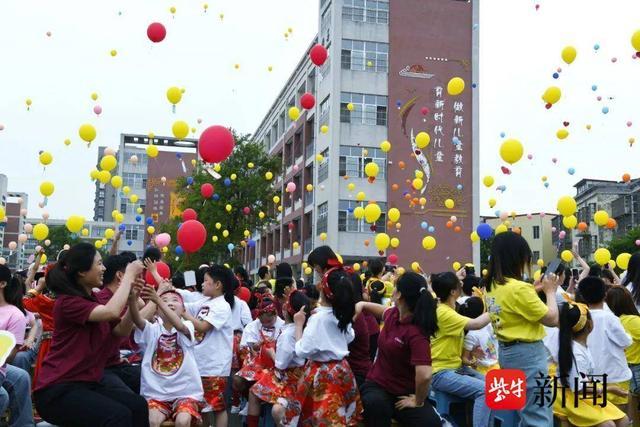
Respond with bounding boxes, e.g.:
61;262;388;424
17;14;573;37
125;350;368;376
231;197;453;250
252;366;305;427
291;359;362;427
231;332;242;370
236;342;276;382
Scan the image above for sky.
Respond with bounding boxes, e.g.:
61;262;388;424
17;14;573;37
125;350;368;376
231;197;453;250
1;0;640;221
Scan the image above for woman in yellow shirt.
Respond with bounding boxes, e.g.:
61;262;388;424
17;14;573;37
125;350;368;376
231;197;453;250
606;286;640;393
485;231;560;427
430;272;492;427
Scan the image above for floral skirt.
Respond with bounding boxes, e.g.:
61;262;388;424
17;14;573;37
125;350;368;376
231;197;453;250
231;332;242;370
236;343;275;382
290;359;362;427
252;366;305;426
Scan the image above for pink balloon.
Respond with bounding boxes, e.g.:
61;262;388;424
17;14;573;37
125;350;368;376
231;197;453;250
42;212;49;220
551;226;556;233
181;208;198;222
540;212;546;218
636;240;640;247
420;107;429;115
38;202;44;209
20;208;27;216
18;234;28;243
93;105;102;116
627;121;633;127
292;165;299;172
155;233;171;248
286;182;297;193
8;242;17;251
0;125;4;131
526;214;533;219
527;154;533;160
499;211;508;221
559;231;566;239
24;223;33;233
243;207;251;215
198;126;235;164
388;254;398;264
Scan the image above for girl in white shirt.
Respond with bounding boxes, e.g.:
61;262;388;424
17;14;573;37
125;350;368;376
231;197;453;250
553;298;628;426
459;297;499;375
291;246;362;426
183;265;234;427
252;291;310;427
130;288;204;427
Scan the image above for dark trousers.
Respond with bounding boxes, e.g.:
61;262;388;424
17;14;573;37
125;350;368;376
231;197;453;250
105;363;141;394
369;333;379;361
361;381;442;427
34;375;149;427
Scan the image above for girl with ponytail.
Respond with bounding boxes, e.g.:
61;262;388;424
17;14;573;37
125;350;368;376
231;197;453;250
291;246;362;426
554;299;628;426
359;272;443;426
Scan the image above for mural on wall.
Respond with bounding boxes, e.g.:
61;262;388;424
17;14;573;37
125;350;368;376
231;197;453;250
388;0;474;270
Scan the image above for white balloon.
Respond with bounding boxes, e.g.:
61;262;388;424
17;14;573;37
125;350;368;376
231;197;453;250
130;155;138;165
63;244;70;250
0;258;5;265
8;241;17;250
23;223;33;233
20;208;27;216
35;245;42;252
104;147;116;156
44;239;51;246
42;212;49;220
18;234;28;243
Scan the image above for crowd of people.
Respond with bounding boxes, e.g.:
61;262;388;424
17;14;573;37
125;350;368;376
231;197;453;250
1;232;640;426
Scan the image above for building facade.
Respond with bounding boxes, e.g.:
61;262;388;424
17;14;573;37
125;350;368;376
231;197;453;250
246;0;479;274
0;191;28;270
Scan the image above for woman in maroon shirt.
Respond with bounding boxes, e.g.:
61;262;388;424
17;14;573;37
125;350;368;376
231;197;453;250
357;272;442;426
347;272;371;387
33;243;149;427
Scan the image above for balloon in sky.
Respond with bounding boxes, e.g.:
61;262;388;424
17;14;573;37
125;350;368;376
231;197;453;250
198;126;235;163
499;139;523;164
483;176;494;187
310;44;328;66
177;220;207;253
300;93;315;110
146;145;158;158
166;86;182;105
631;30;640;52
561;46;577;64
79;124;96;143
33;223;49;241
100;155;117;171
39;152;53;166
147;22;167;43
40;181;54;197
172;120;189;139
542;86;561;106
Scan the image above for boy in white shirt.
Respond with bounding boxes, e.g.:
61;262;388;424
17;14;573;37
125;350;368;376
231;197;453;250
459;297;499;375
130;287;204;427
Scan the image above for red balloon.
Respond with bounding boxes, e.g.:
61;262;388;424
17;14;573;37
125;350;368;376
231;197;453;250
288;222;295;230
182;208;198;222
300;93;315;110
243;207;251;215
147;22;166;43
420;107;429;115
177;220;207;253
310;44;328;66
198;126;235;164
200;183;214;199
388;254;398;265
145;261;171;287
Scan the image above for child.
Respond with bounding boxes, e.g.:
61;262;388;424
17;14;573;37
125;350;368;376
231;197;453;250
459;296;499;375
578;276;632;407
130;286;204;427
606;286;640;394
252;291;310;427
183;265;234;427
292;258;362;426
553;298;628;426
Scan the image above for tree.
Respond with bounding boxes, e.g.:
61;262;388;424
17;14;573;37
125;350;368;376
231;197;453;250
480;236;493;270
608;227;640;258
159;131;282;271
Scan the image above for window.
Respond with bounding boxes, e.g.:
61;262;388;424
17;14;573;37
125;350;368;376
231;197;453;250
533;226;540;239
339;146;386;179
317;202;328;234
343;0;388;24
122;172;146;188
533;251;540;262
341;39;388;72
120;202;127;214
318;149;329;183
142;179;147;189
125;229;139;241
98;199;105;207
319;96;330;126
338;200;386;232
340;92;387;126
321;5;332;45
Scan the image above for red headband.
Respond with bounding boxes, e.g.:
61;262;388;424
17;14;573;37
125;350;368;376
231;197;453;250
255;293;277;316
319;263;354;301
283;290;298;317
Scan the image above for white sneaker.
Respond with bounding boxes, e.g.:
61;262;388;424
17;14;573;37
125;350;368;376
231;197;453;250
239;403;248;416
230;405;241;414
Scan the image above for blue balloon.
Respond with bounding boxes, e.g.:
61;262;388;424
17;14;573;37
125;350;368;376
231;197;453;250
568;167;576;175
176;153;182;159
500;132;505;138
477;223;493;240
420;222;428;230
118;224;126;231
135;215;141;222
472;24;479;30
347;207;354;213
456;184;463;191
471;83;477;88
186;176;194;185
544;182;550;188
602;106;609;114
592;84;598;91
146;217;154;225
494;210;501;217
127;240;133;246
594;43;600;50
452;137;460;145
227;243;235;251
224;178;231;187
248;240;256;248
552;72;559;79
427;226;435;233
212;194;220;201
175;246;184;255
396;100;402;107
177;222;182;229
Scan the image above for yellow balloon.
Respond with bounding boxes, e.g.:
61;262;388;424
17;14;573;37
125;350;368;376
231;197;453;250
563;215;577;229
258;212;265;219
353;206;364;219
147;226;155;234
265;171;273;180
212;236;219;242
225;204;232;212
130;194;139;203
247;162;255;169
422;235;436;250
374;233;390;251
230;173;237;180
488;198;496;208
557;196;577;216
222;230;229;238
495;224;508;235
415;132;431;149
91;92;98;101
556;129;569;140
364;204;381;224
537;259;545;267
617;253;632;270
320;125;329;134
167;87;182;105
380;141;391;152
483;176;494;188
40;181;55;197
347;103;354;112
316;154;324;162
453;262;461;271
110;176;123;188
115;213;124;223
542;86;562;105
561;46;577;64
306;184;313;192
64;138;71;146
214;222;222;230
412;178;423;190
632;30;640;52
122;186;131;195
146;145;159;158
390;237;400;248
81;228;89;237
104;229;115;239
111;210;119;220
66;215;84;233
110;49;117;57
305;267;312;275
609;260;617;270
33;223;49;241
470;231;480;243
100;155;117;171
364;162;379;178
594;248;611;266
39;152;53;166
388;208;400;223
347;183;356;191
0;207;4;221
445;199;455;209
288;107;300;121
411;262;421;273
561;250;574;263
353;263;361;272
447;77;465;96
499;138;524;164
415;171;424;179
356;191;366;201
273;196;280;204
95;240;103;249
320;232;327;241
533;270;542;281
594;210;609;226
98;170;111;184
172;120;189;140
79;124;97;143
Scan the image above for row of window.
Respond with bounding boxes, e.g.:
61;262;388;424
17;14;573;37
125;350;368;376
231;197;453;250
343;0;389;24
341;39;389;73
340;92;388;126
122;173;147;189
339;146;386;179
317;200;388;235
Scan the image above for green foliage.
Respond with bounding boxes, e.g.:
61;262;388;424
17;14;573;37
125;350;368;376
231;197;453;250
608;227;640;259
159;132;282;271
480;236;493;270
